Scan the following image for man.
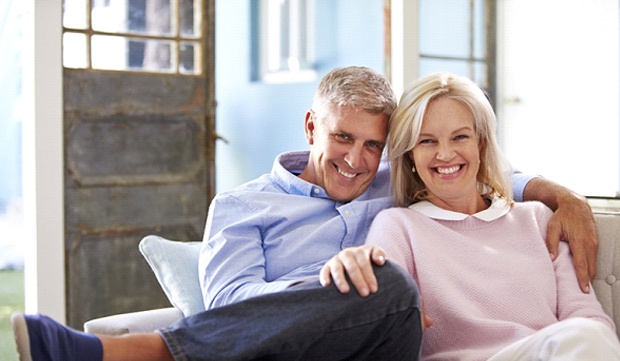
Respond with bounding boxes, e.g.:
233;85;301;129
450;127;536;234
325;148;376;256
12;66;598;361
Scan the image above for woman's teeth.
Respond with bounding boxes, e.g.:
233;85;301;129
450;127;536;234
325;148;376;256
436;165;461;175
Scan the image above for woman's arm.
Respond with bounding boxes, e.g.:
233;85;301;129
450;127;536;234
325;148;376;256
524;177;598;293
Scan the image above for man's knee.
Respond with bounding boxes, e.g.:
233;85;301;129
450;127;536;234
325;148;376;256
373;261;420;308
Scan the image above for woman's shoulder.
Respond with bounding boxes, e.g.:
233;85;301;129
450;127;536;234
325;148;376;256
512;200;553;214
511;201;554;225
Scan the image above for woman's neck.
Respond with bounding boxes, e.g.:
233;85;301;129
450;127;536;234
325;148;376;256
426;193;489;215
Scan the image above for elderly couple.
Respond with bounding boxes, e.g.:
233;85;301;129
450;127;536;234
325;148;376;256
13;66;620;360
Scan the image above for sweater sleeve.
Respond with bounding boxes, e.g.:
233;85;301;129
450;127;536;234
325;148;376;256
529;203;615;330
554;242;616;330
366;210;418;281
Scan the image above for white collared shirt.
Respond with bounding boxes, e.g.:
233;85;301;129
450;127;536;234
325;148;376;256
408;197;511;222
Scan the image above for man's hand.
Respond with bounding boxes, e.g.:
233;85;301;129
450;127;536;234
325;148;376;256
545;192;598;293
523;178;598;293
319;245;386;296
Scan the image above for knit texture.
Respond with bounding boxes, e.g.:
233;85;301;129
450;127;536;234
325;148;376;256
367;201;614;361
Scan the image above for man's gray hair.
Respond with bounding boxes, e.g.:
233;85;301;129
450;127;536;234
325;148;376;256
312;66;397;120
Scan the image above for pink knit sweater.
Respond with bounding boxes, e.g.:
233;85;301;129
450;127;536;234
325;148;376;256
366;199;614;361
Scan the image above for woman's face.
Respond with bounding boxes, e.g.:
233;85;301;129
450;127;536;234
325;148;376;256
411;97;481;210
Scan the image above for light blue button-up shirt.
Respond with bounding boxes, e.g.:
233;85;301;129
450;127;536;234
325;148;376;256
199;151;534;309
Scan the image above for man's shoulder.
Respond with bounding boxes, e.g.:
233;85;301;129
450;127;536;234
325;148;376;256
215;174;283;202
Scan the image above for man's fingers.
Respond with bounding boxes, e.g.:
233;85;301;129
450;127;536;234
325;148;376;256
586;240;598;281
328;259;352;294
321;246;385;296
338;251;373;296
319;264;332;287
545;219;561;260
371;247;387;266
570;245;592;294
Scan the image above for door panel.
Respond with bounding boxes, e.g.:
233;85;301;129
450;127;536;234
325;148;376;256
63;0;214;328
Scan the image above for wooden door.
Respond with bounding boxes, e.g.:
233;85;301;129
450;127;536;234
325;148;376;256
62;0;215;328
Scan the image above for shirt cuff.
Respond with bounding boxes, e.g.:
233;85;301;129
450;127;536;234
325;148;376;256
512;171;541;202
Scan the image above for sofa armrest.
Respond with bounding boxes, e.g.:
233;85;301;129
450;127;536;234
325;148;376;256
83;307;184;335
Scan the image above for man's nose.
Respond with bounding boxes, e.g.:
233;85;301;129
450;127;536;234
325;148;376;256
344;145;364;169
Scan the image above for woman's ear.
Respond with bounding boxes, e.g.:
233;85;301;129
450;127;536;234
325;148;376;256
304;110;315;145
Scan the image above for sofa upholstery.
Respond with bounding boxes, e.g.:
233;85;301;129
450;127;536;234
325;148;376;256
84;205;620;339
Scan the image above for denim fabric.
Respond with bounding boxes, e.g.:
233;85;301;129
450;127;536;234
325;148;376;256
159;262;422;361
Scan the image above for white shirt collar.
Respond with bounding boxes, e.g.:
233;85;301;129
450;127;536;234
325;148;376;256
409;197;511;222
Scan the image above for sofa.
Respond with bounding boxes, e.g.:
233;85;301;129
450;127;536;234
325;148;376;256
84;199;620;340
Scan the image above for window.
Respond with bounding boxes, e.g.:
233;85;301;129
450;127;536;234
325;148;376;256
418;0;491;91
496;0;619;197
413;0;620;197
253;0;317;83
63;0;202;75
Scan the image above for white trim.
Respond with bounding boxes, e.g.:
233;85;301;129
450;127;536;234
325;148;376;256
388;0;419;98
257;0;316;83
23;0;65;323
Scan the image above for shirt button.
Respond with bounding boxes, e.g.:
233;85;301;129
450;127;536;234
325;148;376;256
313;188;320;194
344;210;351;216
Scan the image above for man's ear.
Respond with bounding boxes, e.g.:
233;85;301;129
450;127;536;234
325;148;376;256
304;110;315;145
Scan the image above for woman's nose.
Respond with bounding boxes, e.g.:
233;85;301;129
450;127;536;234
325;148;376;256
436;144;455;161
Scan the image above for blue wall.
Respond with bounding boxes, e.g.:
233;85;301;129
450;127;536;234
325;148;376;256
215;0;385;192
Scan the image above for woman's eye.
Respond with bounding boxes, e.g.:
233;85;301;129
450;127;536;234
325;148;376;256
419;139;434;145
454;134;469;140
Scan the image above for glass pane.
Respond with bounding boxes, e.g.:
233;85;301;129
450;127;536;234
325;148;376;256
92;35;174;72
419;58;470;79
180;0;199;37
420;58;488;91
472;61;487;90
92;0;173;36
472;0;486;59
63;32;89;69
63;0;88;29
419;0;471;58
179;41;201;74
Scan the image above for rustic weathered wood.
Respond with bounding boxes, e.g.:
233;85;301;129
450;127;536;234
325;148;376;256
62;0;215;329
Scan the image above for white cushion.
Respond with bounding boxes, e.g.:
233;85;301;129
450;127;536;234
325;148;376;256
139;235;205;316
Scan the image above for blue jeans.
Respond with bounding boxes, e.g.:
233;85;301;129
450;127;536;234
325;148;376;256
158;261;422;361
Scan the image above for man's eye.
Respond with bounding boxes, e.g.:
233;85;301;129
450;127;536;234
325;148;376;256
335;134;351;141
366;142;384;150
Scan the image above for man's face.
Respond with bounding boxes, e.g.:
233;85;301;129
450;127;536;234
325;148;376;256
299;104;388;202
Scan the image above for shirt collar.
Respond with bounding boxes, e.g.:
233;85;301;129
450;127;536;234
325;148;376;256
271;151;319;196
409;197;511;222
270;151;386;201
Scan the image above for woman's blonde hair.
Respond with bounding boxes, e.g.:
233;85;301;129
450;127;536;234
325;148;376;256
389;72;513;207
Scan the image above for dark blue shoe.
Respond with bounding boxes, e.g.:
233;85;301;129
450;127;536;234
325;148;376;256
11;313;103;361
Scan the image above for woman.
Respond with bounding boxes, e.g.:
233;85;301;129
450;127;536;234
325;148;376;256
366;72;620;360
